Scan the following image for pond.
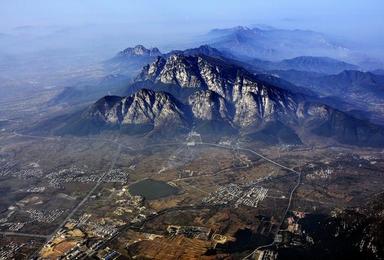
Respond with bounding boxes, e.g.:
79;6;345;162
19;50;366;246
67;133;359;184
128;179;179;200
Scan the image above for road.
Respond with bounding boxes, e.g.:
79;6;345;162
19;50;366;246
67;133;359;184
0;232;49;239
199;142;300;173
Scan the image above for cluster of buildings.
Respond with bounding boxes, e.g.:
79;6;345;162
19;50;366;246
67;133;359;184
0;161;43;179
166;225;232;249
0;206;65;233
177;169;196;179
45;166;130;188
0;209;25;231
0;241;26;260
26;209;65;224
1;222;25;231
167;225;212;240
278;210;313;248
103;169;130;183
40;216;120;259
306;168;333;180
39;186;154;259
186;131;202;146
203;183;268;208
0;161;128;186
235;186;268;208
45;166;95;188
255;249;278;260
25;187;46;193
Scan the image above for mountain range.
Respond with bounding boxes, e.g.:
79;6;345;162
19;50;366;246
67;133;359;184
273;70;384;124
44;53;384;147
250;56;359;74
204;26;351;61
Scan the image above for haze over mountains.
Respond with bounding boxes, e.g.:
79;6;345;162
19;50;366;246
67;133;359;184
252;56;359;74
204;26;350;61
104;45;162;76
0;22;377;149
272;69;384;123
0;24;383;89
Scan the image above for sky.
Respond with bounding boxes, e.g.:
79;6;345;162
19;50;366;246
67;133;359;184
0;0;383;57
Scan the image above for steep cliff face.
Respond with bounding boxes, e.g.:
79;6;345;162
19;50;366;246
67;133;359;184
188;90;231;122
137;54;299;128
85;89;190;132
138;55;204;88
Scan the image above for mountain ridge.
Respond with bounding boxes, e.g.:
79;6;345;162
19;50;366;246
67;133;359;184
250;56;359;74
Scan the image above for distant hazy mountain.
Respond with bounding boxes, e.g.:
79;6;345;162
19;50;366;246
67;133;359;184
43;53;384;147
48;74;130;106
50;45;162;106
205;26;351;61
166;44;230;59
372;69;384;75
318;70;384;91
117;45;161;57
250;56;359;74
104;45;162;76
273;70;384;124
274;70;384;100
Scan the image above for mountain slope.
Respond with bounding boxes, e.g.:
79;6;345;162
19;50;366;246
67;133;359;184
48;74;130;106
280;193;384;259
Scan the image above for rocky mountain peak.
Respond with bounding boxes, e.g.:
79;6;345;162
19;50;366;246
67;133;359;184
87;88;189;130
135;53;299;127
118;45;161;57
137;54;205;88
